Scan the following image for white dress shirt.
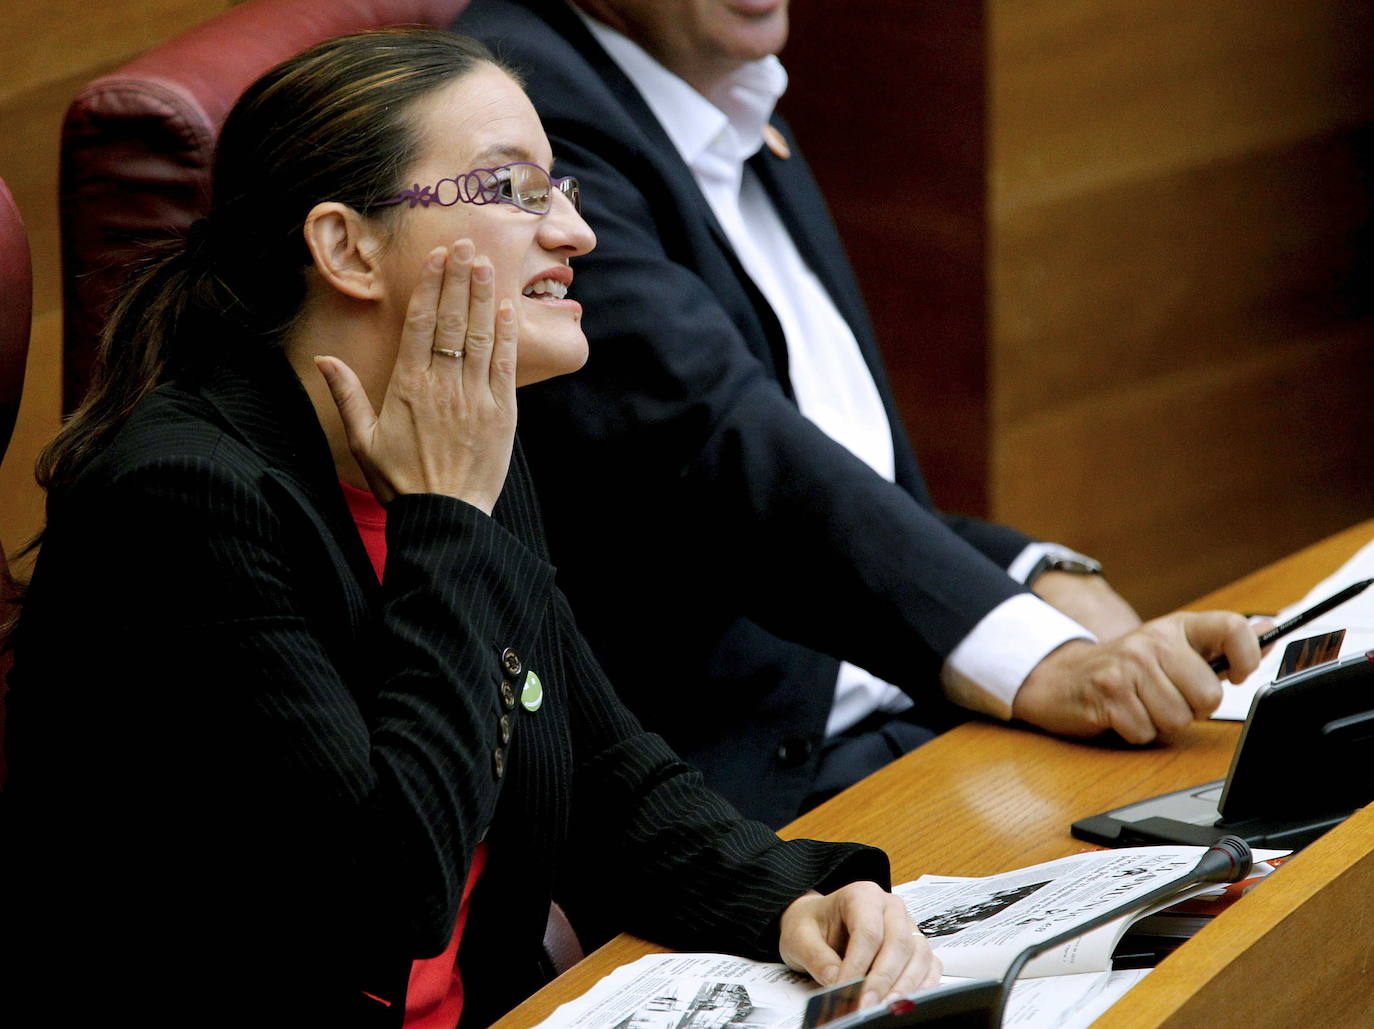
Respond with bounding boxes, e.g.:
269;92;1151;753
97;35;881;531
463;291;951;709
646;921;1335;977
580;12;1092;726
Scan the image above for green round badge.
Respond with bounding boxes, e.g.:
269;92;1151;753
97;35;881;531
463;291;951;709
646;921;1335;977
520;670;544;712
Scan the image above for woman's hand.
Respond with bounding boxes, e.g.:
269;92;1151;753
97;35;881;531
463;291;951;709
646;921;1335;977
779;882;942;1010
315;239;518;514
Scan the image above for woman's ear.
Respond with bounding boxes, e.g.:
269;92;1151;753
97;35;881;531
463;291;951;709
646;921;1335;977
303;202;386;301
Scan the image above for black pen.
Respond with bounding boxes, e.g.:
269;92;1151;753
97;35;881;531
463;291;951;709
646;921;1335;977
1211;577;1374;674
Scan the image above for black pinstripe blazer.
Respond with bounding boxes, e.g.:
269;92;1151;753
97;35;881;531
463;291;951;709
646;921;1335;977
4;342;886;1028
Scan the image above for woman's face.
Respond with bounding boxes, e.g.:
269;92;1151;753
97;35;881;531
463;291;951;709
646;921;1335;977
378;65;597;387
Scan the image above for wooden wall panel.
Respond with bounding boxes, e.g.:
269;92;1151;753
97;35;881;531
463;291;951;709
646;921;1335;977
0;0;231;568
989;0;1374;613
782;1;991;514
996;330;1374;616
4;0;1372;620
990;1;1374;217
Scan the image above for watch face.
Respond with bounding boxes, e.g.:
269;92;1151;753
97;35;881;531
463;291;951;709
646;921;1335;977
1053;558;1100;575
1029;551;1102;585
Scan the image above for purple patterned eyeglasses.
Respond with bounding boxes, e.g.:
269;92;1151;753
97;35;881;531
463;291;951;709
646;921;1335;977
372;161;580;216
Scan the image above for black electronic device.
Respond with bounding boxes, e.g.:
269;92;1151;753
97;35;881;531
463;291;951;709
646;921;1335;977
1072;644;1374;850
802;979;1001;1029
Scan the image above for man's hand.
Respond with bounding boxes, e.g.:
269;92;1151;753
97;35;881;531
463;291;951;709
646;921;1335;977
1032;571;1142;641
1013;611;1262;743
779;883;941;1010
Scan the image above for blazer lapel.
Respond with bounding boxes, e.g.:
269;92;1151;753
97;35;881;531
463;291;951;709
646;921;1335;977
748;118;886;370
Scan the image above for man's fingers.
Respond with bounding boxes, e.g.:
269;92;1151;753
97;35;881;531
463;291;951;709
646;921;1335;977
1136;658;1210;732
1153;633;1224;720
398;247;447;372
1097;613;1245;741
1107;689;1158;744
1183;610;1260;682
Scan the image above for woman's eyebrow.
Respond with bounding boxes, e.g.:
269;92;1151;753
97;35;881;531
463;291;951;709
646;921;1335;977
472;143;534;165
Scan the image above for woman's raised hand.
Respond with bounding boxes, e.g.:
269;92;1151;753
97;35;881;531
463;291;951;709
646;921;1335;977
316;239;518;514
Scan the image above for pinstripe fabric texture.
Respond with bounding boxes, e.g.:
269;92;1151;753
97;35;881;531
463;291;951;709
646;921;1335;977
5;343;888;1028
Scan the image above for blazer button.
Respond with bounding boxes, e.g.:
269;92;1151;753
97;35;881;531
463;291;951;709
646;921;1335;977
775;736;815;768
492;747;506;779
501;647;523;678
499;714;512;745
500;681;516;710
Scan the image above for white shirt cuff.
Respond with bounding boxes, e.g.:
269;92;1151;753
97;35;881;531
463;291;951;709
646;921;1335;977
941;593;1096;720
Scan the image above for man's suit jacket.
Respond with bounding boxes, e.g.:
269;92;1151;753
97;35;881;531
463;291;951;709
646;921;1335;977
456;0;1036;827
5;341;886;1028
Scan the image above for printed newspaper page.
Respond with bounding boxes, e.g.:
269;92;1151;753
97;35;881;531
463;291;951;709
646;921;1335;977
529;953;815;1029
894;846;1218;979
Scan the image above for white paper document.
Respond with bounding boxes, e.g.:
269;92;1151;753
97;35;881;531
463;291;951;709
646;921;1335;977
1212;538;1374;720
892;846;1219;979
529;845;1278;1029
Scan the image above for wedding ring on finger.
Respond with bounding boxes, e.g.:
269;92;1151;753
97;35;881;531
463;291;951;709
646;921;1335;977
432;347;464;359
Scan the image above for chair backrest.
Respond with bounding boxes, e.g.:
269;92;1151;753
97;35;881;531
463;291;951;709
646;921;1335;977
59;0;472;411
0;174;34;788
0;176;31;462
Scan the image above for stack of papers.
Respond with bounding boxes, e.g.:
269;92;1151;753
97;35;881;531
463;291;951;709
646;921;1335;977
529;845;1283;1029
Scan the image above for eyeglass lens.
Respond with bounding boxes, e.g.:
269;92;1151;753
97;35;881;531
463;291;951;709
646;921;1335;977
487;164;580;215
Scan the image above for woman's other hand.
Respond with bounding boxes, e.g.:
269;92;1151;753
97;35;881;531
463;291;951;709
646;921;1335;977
779;882;941;1009
315;239;517;513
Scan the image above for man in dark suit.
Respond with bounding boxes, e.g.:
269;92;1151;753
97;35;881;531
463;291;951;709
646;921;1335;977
453;0;1261;828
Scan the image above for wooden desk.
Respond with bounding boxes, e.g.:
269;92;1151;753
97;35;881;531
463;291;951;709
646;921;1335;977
493;521;1374;1028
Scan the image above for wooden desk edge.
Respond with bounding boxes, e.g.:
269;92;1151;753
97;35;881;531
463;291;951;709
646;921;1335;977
1094;800;1374;1027
492;519;1374;1028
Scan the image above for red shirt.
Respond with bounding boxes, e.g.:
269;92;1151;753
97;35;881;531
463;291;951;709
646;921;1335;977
341;481;488;1027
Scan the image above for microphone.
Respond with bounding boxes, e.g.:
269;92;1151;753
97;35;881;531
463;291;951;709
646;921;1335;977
991;836;1253;1025
1191;834;1253;885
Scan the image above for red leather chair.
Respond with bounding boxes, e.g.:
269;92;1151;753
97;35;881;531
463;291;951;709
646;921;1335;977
59;0;473;412
0;174;34;787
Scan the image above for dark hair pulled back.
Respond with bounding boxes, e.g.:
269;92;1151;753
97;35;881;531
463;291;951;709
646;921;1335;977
36;28;503;500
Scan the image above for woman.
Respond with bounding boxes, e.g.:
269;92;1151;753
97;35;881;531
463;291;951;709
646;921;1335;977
5;30;937;1028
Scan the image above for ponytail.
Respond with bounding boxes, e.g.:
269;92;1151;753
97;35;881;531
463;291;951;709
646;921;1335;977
34;220;245;502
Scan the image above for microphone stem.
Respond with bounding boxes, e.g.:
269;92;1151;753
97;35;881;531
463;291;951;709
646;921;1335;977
990;842;1249;1027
